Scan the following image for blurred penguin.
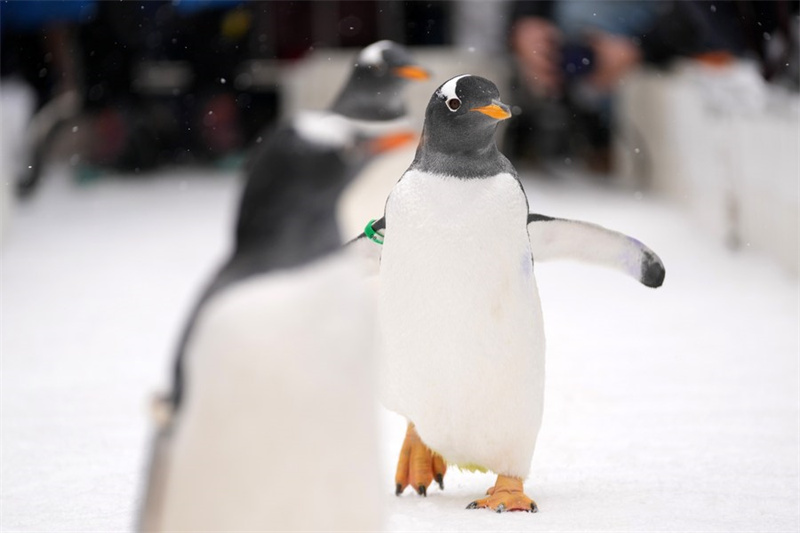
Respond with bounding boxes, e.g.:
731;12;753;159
138;113;407;531
329;40;430;122
331;41;434;238
252;40;430;239
248;40;427;171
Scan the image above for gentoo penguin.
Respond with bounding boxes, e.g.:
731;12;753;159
244;40;429;238
353;74;665;512
329;39;430;121
138;114;405;531
248;40;427;176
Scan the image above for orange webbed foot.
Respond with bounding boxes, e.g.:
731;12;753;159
395;422;447;496
467;475;538;513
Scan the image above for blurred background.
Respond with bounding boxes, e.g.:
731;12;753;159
1;0;798;266
2;1;799;531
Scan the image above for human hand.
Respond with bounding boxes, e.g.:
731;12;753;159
511;17;563;97
586;31;642;92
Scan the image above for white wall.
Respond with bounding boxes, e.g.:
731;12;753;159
615;62;800;275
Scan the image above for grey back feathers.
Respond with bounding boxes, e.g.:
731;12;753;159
235;118;359;262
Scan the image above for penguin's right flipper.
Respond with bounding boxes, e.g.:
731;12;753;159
527;214;665;288
345;217;385;277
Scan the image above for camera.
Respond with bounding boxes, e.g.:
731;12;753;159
561;42;595;79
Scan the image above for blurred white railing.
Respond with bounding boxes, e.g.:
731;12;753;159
614;61;800;275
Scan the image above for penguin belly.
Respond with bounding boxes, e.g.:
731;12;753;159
378;170;546;479
158;251;381;531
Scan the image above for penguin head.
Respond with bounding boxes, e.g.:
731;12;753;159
330;40;430;121
353;40;430;82
409;75;517;178
420;74;512;154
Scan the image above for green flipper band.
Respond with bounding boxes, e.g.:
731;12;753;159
365;219;385;245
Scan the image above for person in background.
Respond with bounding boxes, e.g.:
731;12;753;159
504;0;797;174
1;1;97;194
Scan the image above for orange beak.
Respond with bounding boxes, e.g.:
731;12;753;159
392;65;430;81
368;131;417;154
471;102;512;120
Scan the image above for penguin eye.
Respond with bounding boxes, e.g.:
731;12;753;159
446;98;461;112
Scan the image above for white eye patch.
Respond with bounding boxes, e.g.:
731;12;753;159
357;40;393;66
437;74;471;102
294;112;355;148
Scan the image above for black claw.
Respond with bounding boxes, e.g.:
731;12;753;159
417;484;426;497
496;503;506;513
435;473;444;490
530;502;538;513
466;501;479;510
395;484;403;496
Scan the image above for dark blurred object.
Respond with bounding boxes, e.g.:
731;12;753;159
77;1;261;170
560;42;595;79
2;0;456;195
0;0;95;105
505;1;696;173
504;0;798;174
690;1;799;87
1;1;96;196
403;1;452;45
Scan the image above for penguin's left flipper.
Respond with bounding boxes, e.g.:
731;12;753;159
527;213;665;288
345;217;385;277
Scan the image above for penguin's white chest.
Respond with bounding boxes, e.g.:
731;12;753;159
159;251;381;531
378;170;546;478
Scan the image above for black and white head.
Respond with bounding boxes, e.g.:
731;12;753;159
412;75;515;178
354;40;429;81
330;40;430;121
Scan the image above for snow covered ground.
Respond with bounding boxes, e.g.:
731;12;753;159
2;166;798;532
